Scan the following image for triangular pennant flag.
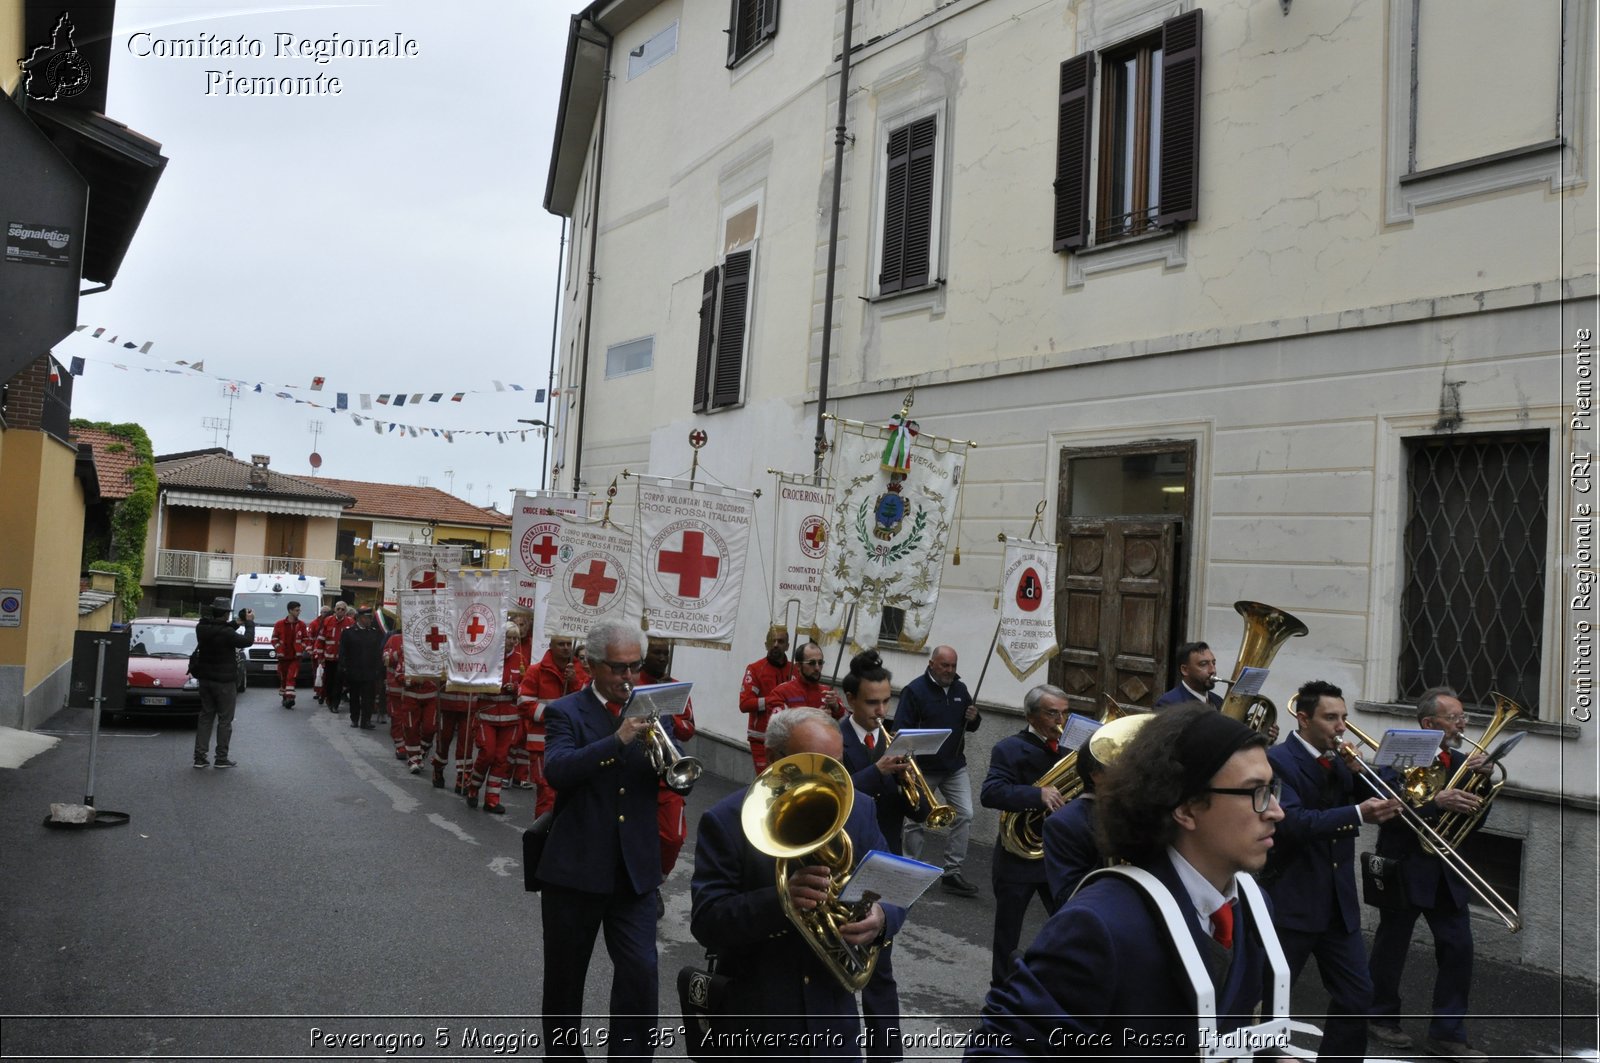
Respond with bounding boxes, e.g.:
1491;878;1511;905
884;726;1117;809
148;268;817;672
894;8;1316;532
253;383;263;392
377;395;390;405
492;380;506;392
74;325;87;332
122;341;135;349
374;421;383;435
535;388;546;403
394;394;407;407
352;414;363;425
92;327;105;338
191;361;204;372
445;431;454;442
510;384;524;392
106;335;117;343
411;393;423;404
139;342;153;353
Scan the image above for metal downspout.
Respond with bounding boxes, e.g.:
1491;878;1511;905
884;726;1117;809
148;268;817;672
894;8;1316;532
571;17;612;492
813;0;856;480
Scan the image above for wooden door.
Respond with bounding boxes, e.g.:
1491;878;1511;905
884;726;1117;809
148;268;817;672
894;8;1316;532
1052;520;1175;716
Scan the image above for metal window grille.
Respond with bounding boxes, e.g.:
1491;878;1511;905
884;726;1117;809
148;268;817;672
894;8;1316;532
1398;431;1548;712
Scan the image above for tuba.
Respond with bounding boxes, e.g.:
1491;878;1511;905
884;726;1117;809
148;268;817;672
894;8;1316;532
999;695;1131;860
1433;691;1522;847
1217;601;1309;735
741;752;882;991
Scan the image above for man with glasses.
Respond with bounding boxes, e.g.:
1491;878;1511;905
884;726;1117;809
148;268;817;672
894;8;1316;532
534;619;669;1059
768;640;846;719
973;705;1287;1053
979;684;1073;988
895;644;982;896
1264;679;1402;1063
1366;686;1490;1061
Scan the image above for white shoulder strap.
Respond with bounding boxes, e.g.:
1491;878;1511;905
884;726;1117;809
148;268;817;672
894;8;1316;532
1234;873;1289;1020
1083;866;1217;1029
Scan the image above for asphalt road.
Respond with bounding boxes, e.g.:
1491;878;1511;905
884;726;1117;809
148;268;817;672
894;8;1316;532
1;685;1594;1060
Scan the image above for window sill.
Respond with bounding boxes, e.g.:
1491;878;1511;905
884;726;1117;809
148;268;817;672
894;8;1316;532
1355;699;1579;740
1386;138;1570;224
863;279;944;304
1065;227;1187;287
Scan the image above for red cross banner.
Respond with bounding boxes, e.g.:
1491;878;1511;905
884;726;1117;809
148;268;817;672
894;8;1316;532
443;568;511;692
996;536;1060;681
513;571;552;663
772;471;849;642
511;490;590;581
398;588;451;679
635;477;754;648
819;417;969;653
547;518;633;637
393;544;467;593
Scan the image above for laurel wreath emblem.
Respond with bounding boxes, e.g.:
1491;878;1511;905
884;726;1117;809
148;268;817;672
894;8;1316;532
855;499;927;564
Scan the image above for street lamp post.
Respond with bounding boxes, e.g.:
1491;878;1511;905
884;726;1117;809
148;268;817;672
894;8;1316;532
517;418;550;490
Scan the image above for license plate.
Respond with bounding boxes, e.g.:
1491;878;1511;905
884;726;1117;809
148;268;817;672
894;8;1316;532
140;696;171;706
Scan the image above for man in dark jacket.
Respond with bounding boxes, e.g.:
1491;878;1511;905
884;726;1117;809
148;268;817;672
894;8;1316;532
339;605;387;729
191;599;253;769
893;645;982;896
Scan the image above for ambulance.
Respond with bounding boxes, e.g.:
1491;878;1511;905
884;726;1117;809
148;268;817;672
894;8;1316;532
231;572;326;683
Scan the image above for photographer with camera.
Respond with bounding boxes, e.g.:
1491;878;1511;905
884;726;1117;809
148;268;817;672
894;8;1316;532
191;598;255;769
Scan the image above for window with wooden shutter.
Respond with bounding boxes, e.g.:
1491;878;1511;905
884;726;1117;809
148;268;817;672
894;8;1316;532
692;266;718;413
1053;53;1094;251
1154;10;1202;227
728;0;779;68
879;113;938;295
711;248;753;409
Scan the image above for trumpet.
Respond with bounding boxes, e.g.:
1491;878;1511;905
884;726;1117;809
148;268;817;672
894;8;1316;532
621;681;703;795
880;723;956;828
1339;721;1521;932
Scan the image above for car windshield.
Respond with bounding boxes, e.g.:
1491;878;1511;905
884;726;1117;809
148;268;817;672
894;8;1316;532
129;623;198;658
233;594;301;625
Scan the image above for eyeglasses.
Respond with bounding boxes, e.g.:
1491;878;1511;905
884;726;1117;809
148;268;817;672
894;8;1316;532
600;659;644;673
1037;709;1069;721
1430;714;1468;724
1205;779;1282;813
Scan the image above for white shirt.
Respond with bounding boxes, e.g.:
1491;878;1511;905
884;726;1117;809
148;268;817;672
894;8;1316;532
1167;845;1239;938
1028;725;1058;747
1183;681;1213;703
849;717;884;751
1292;731;1327;761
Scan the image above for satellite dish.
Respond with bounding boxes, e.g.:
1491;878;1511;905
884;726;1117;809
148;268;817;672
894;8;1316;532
309;452;323;469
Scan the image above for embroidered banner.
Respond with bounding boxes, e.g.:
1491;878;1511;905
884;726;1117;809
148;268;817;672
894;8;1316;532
511;490;591;581
996;536;1060;681
818;417;968;653
547;517;633;637
392;543;467;593
511;570;552;663
443;568;510;691
635;477;754;649
771;471;848;642
398;588;451;679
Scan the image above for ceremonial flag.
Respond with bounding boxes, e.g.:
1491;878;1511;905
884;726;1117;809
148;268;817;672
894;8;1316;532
443;568;510;691
634;477;753;648
398;588;450;679
511;572;552;663
547;518;632;636
511;490;591;581
392;543;467;594
996;537;1060;680
771;471;848;642
819;417;968;652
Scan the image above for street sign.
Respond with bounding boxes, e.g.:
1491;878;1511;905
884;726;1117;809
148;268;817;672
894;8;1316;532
0;588;22;628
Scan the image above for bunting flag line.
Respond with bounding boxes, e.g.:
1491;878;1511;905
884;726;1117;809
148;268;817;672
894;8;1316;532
633;476;754;649
547;516;633;638
511;490;592;581
771;470;848;643
398;588;451;679
818;415;969;653
443;568;511;692
995;536;1061;681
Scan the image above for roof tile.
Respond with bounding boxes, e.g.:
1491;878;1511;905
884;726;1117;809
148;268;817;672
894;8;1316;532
314;477;511;527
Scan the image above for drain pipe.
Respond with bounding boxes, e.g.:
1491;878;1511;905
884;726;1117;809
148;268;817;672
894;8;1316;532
813;0;856;480
571;15;613;493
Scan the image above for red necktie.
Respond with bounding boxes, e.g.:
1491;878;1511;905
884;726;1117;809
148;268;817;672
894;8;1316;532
1317;753;1334;774
864;731;875;751
1047;739;1059;754
605;700;623;718
1211;900;1235;949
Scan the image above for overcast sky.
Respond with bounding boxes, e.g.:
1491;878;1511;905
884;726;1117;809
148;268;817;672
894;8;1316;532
57;0;578;508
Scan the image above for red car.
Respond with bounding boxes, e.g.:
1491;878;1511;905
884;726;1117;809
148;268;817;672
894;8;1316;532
115;618;246;724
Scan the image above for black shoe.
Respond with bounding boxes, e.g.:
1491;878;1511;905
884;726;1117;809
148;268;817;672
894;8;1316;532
484;802;505;815
213;757;237;769
359;723;376;730
193;756;208;769
940;872;980;897
466;792;479;809
350;720;359;727
432;766;445;789
284;699;295;710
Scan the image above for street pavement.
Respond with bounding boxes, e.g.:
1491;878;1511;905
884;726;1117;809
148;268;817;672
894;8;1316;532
1;686;1595;1060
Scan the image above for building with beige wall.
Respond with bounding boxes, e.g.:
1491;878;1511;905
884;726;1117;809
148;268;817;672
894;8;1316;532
543;0;1597;977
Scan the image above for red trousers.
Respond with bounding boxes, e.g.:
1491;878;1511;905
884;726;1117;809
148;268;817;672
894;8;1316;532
400;695;438;766
658;786;688;876
277;658;300;699
749;739;769;773
435;703;475;786
469;718;519;807
531;752;557;818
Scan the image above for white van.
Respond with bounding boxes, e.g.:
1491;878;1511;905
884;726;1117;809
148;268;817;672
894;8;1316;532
231;572;326;683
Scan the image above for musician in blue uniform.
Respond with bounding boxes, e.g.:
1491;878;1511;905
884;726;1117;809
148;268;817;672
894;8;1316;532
971;706;1287;1058
1264;679;1401;1063
1153;641;1224;709
1041;734;1105;911
980;684;1072;987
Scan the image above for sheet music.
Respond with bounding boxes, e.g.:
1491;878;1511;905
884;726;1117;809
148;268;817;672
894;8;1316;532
623;681;693;719
1372;728;1444;768
1059;713;1102;754
885;728;951;757
1230;666;1270;699
1487;730;1526;763
837;850;943;908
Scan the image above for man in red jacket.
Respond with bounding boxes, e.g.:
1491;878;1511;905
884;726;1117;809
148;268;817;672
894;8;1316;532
767;640;845;720
516;632;590;817
465;624;526;815
307;604;333;703
381;620;407;759
738;624;793;772
271;600;310;709
316;601;354;714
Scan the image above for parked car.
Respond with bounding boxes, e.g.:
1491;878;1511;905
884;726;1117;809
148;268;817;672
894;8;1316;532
115;618;246;724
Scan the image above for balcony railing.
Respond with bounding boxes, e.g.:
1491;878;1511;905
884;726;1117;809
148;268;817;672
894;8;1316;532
152;550;343;591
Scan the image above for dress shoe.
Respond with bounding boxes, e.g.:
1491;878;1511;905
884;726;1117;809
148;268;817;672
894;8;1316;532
1369;1024;1413;1049
466;792;479;809
1427;1039;1486;1060
940;872;980;897
484;802;505;815
360;723;376;730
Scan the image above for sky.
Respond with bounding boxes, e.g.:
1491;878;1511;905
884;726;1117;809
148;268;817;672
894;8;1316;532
55;0;579;508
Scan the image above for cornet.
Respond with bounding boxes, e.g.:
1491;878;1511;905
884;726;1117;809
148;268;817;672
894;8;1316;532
620;681;703;795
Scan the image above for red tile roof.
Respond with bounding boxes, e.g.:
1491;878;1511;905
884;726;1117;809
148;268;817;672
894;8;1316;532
154;449;356;504
313;477;512;528
68;425;143;500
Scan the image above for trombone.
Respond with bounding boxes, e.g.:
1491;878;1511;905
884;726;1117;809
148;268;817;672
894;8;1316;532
1339;720;1521;933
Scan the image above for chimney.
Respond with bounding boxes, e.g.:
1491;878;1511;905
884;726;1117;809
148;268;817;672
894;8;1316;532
250;454;270;488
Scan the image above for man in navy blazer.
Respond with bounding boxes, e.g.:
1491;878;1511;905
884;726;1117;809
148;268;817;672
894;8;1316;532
1152;641;1224;710
980;684;1070;987
1041;734;1106;910
691;707;907;1062
536;619;669;1059
1264;679;1401;1063
972;706;1287;1058
1367;686;1490;1060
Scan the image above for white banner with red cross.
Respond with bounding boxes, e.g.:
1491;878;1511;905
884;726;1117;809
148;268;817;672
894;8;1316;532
399;588;451;679
547;517;633;638
511;490;591;581
996;536;1060;681
771;471;849;643
511;571;552;664
443;568;511;691
392;543;467;593
634;477;754;649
